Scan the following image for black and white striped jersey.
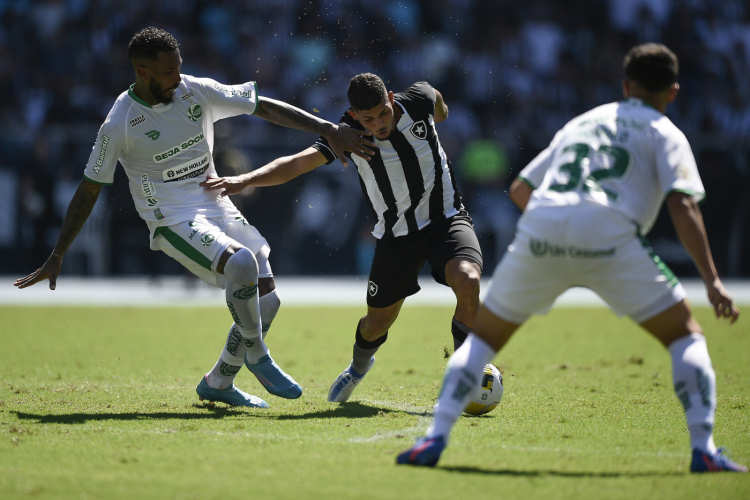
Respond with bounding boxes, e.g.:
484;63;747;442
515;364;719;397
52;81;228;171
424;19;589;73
312;82;463;240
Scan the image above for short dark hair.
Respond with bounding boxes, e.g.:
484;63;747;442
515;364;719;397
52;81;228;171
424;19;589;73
128;27;179;64
623;43;678;93
347;73;388;111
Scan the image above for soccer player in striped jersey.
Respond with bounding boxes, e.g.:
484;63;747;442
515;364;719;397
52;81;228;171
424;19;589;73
202;73;485;403
397;44;746;473
15;27;374;408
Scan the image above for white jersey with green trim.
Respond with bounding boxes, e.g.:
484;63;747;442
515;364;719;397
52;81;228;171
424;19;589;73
83;74;258;236
518;98;704;234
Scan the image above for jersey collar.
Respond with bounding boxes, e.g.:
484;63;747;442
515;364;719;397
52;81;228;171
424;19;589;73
128;84;152;108
625;97;658;112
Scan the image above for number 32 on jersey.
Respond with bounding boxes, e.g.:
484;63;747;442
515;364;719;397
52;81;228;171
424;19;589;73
547;143;632;202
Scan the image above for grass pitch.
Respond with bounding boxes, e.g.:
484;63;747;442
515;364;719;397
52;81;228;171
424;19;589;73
1;304;748;499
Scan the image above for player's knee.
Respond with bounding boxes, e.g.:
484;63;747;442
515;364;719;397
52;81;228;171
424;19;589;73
224;247;258;285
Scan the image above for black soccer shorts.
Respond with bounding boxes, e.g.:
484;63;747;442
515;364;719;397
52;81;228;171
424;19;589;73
366;211;483;308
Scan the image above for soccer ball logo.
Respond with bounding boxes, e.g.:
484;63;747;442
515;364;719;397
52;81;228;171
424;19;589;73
464;364;504;416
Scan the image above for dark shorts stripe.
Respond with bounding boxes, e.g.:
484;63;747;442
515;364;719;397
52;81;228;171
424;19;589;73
154;226;212;270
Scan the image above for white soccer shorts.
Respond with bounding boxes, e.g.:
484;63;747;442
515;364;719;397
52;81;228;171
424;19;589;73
151;214;272;288
483;203;686;325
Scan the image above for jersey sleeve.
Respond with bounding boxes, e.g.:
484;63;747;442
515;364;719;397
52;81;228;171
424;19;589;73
311;111;357;165
192;77;258;121
83;116;123;186
654;128;705;202
517;130;563;189
395;82;436;118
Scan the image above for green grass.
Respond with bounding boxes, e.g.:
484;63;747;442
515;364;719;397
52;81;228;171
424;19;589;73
0;305;748;499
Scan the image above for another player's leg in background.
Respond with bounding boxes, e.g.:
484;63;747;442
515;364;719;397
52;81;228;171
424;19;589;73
206;277;281;390
444;258;481;351
640;300;747;473
397;305;520;466
328;300;403;402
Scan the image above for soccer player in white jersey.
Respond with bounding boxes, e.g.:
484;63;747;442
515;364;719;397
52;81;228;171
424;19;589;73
14;27;374;408
202;73;484;404
397;44;746;472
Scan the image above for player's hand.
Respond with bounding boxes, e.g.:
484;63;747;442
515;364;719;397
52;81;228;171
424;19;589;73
706;278;739;324
14;253;64;290
200;176;246;197
324;125;375;167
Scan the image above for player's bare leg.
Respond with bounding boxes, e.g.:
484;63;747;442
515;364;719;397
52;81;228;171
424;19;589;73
398;305;520;466
640;299;746;472
328;300;404;402
444;258;482;350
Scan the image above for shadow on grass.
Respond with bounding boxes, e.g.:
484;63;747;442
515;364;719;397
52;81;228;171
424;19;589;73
12;405;249;424
277;401;430;420
440;465;686;478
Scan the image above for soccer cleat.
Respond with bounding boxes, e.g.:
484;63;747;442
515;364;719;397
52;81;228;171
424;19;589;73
327;357;375;403
396;436;446;467
245;353;302;399
196;376;269;408
690;448;748;473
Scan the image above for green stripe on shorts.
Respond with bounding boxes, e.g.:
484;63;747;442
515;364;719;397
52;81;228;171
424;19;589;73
637;234;679;289
154;226;212;270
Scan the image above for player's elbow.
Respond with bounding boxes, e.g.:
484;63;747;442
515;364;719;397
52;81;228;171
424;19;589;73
509;179;532;211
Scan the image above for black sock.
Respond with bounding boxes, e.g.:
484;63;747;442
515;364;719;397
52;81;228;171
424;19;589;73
352;319;387;374
451;319;470;351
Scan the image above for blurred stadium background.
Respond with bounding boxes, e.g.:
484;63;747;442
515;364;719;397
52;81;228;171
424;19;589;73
3;0;750;282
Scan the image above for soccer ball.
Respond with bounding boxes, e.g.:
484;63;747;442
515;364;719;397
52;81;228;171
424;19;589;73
463;364;504;416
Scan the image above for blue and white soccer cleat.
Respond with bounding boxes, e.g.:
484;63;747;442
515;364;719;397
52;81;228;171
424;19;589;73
327;357;375;403
196;376;269;408
244;353;303;399
396;436;447;467
690;448;748;473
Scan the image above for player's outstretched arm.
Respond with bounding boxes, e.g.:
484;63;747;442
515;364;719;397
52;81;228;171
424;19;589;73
202;147;328;197
667;191;739;323
509;178;534;211
254;97;375;167
15;178;102;290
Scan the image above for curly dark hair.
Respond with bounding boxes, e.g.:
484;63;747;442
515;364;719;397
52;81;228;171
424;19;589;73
347;73;388;111
623;43;678;93
128;27;180;64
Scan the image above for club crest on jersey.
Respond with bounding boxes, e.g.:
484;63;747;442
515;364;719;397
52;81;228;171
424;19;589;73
368;281;378;296
187;104;203;122
409;120;427;140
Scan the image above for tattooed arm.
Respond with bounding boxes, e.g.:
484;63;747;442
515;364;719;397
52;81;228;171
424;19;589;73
255;97;375;167
15;178;102;290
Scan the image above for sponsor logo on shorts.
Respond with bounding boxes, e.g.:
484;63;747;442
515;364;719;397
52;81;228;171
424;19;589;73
145;130;161;140
235;216;248;226
219;362;241;376
187;103;203;122
368;281;378;296
188;222;199;240
162;152;210;182
154;208;164;220
200;234;215;247
233;284;258;300
409;120;427;140
529;239;615;258
130;115;147;128
93;135;109;174
181;92;194;101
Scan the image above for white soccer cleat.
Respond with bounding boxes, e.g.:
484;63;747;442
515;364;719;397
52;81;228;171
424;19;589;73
327;357;375;403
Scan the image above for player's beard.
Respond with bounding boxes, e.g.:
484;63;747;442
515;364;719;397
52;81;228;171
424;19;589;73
150;79;177;104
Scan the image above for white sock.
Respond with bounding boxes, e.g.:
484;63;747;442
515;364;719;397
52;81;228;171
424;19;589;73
426;334;496;442
668;333;717;455
206;324;245;390
259;289;281;340
224;248;269;364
